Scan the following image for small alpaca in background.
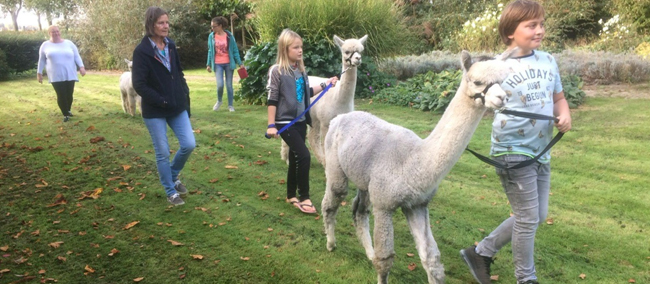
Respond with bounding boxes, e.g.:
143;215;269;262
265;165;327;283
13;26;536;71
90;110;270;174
120;59;141;116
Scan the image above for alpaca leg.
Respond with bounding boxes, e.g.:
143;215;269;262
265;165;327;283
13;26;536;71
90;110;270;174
321;159;348;252
402;206;445;284
280;140;290;165
136;95;142;116
307;122;325;166
372;209;395;284
127;92;136;116
121;90;128;114
352;189;374;260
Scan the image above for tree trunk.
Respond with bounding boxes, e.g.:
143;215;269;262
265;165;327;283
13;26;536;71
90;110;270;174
37;13;42;31
11;14;19;31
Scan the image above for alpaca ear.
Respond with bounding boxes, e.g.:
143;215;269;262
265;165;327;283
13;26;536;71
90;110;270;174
333;35;344;47
497;47;519;61
359;35;368;45
460;50;472;72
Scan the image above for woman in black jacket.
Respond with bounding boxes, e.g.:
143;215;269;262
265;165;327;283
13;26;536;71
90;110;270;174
132;6;194;206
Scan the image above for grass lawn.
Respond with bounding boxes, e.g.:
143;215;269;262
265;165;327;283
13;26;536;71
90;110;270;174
0;69;648;284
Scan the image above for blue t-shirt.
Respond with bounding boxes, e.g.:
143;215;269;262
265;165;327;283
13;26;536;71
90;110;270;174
490;50;563;163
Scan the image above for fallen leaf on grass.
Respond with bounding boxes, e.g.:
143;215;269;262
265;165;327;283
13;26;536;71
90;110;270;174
253;160;267;165
123;221;140;230
0;269;9;273
225;165;238;169
122;165;131;171
35;179;49;188
209;178;219;183
49;241;64;248
546;218;554;225
78;188;103;200
138;193;145;200
579;273;586;279
38;269;46;274
168;240;183;246
240;256;250;261
0;245;8;251
191;254;204;260
628;279;636;283
84;265;95;274
490;275;499;281
86;125;95;131
57;256;66;262
407;262;417;271
133;277;144;282
108;248;119;256
47;194;67;207
89;136;104;143
406;253;415;257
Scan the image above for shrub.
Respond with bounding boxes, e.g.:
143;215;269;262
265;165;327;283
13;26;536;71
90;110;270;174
636;41;650;59
374;70;462;112
562;75;587;108
555;49;650;84
378;50;476;80
0;48;12;81
452;3;503;53
374;70;586;112
0;32;44;74
255;0;415;58
356;59;398;99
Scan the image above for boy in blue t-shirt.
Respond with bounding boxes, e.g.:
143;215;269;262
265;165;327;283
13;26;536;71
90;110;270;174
460;1;572;284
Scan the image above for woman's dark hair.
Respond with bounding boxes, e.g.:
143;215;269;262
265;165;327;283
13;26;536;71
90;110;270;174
144;6;168;37
211;16;228;28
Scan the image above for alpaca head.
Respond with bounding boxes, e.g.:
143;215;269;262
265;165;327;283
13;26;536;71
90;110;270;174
460;48;518;109
333;35;368;68
124;59;133;71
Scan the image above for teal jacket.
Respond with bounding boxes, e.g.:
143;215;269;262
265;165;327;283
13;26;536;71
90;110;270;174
206;30;242;71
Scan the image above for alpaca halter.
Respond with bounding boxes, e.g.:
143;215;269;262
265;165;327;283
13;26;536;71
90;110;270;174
471;82;498;105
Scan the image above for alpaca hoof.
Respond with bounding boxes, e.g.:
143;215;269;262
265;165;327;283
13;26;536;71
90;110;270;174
327;242;336;252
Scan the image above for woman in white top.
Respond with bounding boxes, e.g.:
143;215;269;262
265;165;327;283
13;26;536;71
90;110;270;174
37;25;86;122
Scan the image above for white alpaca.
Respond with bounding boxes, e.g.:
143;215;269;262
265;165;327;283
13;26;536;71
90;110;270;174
280;35;368;166
120;59;141;116
321;49;517;284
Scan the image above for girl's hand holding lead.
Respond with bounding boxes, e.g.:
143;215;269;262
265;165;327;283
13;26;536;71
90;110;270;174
266;127;279;138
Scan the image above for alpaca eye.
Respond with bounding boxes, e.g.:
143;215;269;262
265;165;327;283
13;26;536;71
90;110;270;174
473;81;483;86
345;51;351;54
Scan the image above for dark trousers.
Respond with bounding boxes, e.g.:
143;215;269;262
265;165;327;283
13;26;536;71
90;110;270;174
279;121;310;201
51;81;75;116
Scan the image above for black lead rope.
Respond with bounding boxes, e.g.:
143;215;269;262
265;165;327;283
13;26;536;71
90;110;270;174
466;109;564;170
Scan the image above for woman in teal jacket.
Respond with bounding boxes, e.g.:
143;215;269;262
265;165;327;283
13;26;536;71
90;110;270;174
206;16;242;112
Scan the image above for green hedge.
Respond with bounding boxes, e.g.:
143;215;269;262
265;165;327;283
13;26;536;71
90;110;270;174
374;70;586;111
0;32;44;76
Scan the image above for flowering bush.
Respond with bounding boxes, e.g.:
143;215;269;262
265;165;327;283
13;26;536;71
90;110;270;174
452;3;504;52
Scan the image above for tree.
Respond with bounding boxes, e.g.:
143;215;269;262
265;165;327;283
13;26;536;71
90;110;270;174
0;0;23;31
25;0;56;30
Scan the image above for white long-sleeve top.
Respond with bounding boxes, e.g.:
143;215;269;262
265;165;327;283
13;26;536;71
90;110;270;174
37;40;84;83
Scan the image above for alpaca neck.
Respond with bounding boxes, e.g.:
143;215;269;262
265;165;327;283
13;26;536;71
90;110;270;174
331;65;357;107
410;81;487;189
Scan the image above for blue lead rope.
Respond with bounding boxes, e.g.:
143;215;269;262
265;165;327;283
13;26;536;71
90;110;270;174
265;83;333;139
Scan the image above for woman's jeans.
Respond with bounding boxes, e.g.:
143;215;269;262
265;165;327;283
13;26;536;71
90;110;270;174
214;63;234;107
51;81;75;116
143;110;196;196
475;154;550;283
278;121;310;201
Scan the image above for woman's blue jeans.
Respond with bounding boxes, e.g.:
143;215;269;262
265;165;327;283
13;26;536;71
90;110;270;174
475;154;550;283
214;63;234;107
143;110;196;196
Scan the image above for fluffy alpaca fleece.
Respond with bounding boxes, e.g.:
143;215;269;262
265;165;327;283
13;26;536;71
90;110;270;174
280;35;367;166
120;59;141;116
320;49;518;284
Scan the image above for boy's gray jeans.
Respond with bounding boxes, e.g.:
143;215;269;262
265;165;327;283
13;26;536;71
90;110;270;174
476;154;551;283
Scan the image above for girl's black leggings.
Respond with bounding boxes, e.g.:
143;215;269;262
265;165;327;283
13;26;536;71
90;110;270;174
279;121;310;201
51;81;75;116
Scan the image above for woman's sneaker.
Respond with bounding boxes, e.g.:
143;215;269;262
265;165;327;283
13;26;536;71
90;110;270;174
228;106;235;112
460;245;493;284
213;101;223;111
167;193;185;206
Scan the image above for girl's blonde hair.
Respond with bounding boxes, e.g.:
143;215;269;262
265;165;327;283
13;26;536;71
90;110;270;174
275;29;305;74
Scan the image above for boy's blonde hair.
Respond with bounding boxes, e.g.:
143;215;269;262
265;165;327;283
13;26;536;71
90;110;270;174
498;0;545;46
276;29;305;74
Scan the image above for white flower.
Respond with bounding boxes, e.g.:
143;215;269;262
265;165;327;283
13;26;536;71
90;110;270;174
471;22;476;28
482;26;486;31
603;26;608;32
498;3;503;7
598;19;603;24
